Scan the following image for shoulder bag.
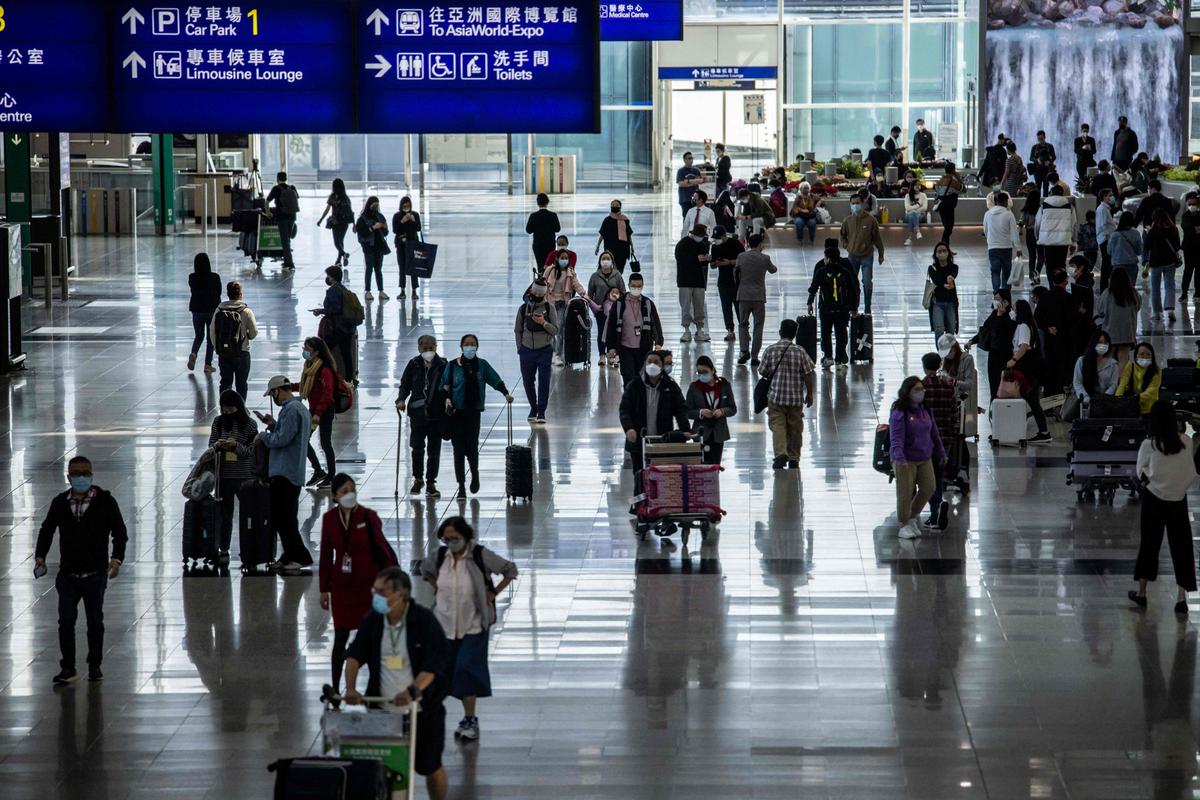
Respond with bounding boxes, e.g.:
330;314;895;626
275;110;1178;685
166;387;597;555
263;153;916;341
753;342;792;415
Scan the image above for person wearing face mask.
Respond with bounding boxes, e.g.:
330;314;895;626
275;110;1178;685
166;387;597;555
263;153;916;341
319;474;398;693
1111;116;1139;172
317;178;355;269
597;200;635;272
920;353;960;531
806;238;859;369
355;195;391;302
1095;188;1117;291
293;337;340;489
586;252;626;365
264;171;299;271
525;193;560;279
207;389;259;563
913;119;935;162
674;223;712;344
392;195;423;298
681;189;717;240
1007;299;1053;445
1075;123;1097;178
903;183;929;247
933;164;965;244
983;192;1022;292
545;234;577;272
735;233;779;365
258;375;314;573
839;195;885;315
343;567;450;800
210;280;258;399
541;243;585;367
938;333;978;434
966;288;1016;401
1071;330;1120;410
515;280;559;424
685;355;737;465
885;125;906;164
618;352;690;496
714;143;732;196
442;335;513;499
606;273;664;386
313;266;362;384
1181;193;1200;302
1117;341;1162;416
709;226;744;342
889;377;946;540
927;243;959;343
34;455;128;685
999;141;1027;197
419;517;518;743
1035;185;1077;276
676;151;704;219
1143;207;1183;324
187;252;221;374
760;319;817;470
653;349;676;381
790;182;820;245
397;335;448;498
735;187;775;241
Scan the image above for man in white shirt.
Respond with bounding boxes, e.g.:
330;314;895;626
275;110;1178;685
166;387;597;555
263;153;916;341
681;189;717;240
983;192;1023;292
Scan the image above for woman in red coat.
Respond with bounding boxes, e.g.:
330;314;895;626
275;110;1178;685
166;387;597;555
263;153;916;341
319;473;398;691
296;336;339;489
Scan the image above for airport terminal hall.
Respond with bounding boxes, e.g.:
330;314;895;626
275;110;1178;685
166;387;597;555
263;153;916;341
12;0;1200;798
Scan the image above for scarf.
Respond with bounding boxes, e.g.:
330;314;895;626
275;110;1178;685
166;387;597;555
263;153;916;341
611;212;629;242
299;357;324;399
693;377;722;401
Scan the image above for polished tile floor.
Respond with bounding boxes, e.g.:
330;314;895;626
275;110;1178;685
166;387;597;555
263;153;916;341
2;189;1200;799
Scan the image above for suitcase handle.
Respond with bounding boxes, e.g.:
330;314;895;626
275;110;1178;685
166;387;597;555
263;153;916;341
507;402;512;447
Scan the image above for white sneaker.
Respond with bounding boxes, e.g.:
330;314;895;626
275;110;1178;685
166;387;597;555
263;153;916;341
279;561;304;574
821;357;834;368
904;237;912;246
680;331;692;343
916;231;923;240
696;331;711;343
598;356;607;366
897;521;920;540
458;717;480;741
379;291;390;301
364;291;373;301
552;355;564;367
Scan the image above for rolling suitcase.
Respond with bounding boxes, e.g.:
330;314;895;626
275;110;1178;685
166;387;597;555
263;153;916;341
1161;366;1200;391
504;406;533;502
872;423;893;478
563;298;592;368
182;497;220;566
850;313;873;363
238;479;276;570
1069;418;1145;451
795;315;818;363
268;756;389;800
988;398;1028;447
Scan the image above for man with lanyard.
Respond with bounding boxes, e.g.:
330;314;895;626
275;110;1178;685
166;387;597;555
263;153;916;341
345;567;450;800
676;152;704;221
606;272;664;386
34;455;128;685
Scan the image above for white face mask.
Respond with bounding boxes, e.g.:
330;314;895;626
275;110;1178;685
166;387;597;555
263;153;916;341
600;259;613;269
1137;357;1153;369
1095;344;1109;356
629;287;643;297
644;363;662;378
420;350;436;362
992;300;1004;311
337;492;357;510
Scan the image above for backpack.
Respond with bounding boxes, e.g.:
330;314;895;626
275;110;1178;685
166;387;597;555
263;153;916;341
334;196;355;225
212;306;244;357
275;184;300;216
332;369;354;414
339;285;364;326
435;544;495;593
769;188;788;219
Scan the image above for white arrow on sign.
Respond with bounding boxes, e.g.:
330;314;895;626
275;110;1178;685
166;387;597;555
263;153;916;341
10;134;22;146
364;54;390;78
123;51;146;78
691;69;700;77
366;8;390;35
122;7;145;33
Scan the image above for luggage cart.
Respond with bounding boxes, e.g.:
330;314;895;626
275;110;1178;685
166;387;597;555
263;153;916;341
634;432;723;547
944;393;971;495
254;213;285;270
1066;418;1145;505
319;685;418;800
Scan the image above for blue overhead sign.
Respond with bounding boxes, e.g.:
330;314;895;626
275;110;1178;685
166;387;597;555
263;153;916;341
0;1;109;130
658;66;778;80
110;1;355;132
599;0;682;42
356;2;600;133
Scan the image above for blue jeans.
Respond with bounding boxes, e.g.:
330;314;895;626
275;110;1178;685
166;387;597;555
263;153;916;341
905;211;922;236
191;311;214;365
518;345;553;417
848;253;874;313
1149;265;1177;312
987;249;1013;293
931;301;957;340
793;216;816;242
553;301;567;356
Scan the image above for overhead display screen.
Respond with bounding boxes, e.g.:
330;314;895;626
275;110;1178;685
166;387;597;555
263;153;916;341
355;2;600;133
599;0;681;42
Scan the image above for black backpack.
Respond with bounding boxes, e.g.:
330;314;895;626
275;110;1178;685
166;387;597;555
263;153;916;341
275;185;299;216
212;307;244;358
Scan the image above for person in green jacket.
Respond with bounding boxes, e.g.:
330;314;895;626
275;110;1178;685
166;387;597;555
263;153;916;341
442;334;513;499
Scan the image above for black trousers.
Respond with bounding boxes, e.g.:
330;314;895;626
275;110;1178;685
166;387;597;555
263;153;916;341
277;217;295;269
1135;491;1197;591
533;245;553;276
1099;247;1113;293
57;571;107;670
618;345;649;386
324;327;356;383
1043;245;1069;275
450;410;481;486
331;223;349;260
332;627;353;691
608;241;631;272
216;477;239;551
1183;243;1200;298
939;197;957;243
218;351;251;399
269;475;312;565
1025;228;1044;278
819;309;850;363
411;422;442;481
717;279;738;332
702;441;724;465
396;245;419;291
306;412;336;476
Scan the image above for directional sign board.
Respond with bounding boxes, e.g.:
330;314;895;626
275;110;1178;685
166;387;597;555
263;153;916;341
658;66;777;81
356;2;600;133
599;0;682;42
111;1;355;132
0;1;110;130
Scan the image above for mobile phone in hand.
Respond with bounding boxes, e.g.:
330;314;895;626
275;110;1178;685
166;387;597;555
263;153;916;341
34;563;47;579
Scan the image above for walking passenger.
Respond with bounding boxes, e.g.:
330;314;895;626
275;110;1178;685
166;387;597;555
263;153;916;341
710;226;743;342
1007;299;1053;445
681;189;716;240
210;280;258;399
542;248;585;365
1019;187;1044;283
618;351;690;496
890;377;946;540
1095;265;1140;368
296;337;340;489
586;253;625;365
927;242;959;342
259;375;314;573
1096;188;1117;291
759;319;817;470
674;224;712;343
316;178;354;269
806;238;859;369
207;390;258;564
1181;192;1200;301
441;335;513;499
1106;211;1143;288
187;252;221;374
919;352;959;531
606;273;664;386
525;193;561;276
397;336;448;498
685;355;737;465
1143;208;1182;323
265;171;299;271
515;281;558;424
392;196;423;298
597;200;634;272
933;164;965;243
356;195;390;302
966;288;1015;401
735;234;778;366
839;194;885;314
983;192;1022;292
1036;185;1076;275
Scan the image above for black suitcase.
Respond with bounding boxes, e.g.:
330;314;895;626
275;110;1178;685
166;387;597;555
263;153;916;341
238;479;276;569
1161;366;1200;391
1167;358;1196;368
795;315;818;363
268;756;389;800
872;423;892;477
563;298;592;367
182;497;220;565
504;406;533;502
850;313;874;363
1069;418;1145;451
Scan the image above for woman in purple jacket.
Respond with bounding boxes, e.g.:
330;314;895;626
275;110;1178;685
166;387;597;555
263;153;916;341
889;376;946;540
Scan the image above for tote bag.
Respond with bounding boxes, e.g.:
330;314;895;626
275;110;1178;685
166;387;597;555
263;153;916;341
404;240;438;279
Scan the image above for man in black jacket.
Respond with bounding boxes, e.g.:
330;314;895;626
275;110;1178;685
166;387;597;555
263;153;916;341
618;351;690;498
1111;116;1139;171
265;171;299;271
396;335;447;498
1030;131;1056;187
980;134;1008;186
524;193;560;277
806;239;861;369
1135;180;1175;228
606;273;664;386
674;223;712;343
1074;123;1097;179
34;456;128;685
344;567;450;800
912;119;935;162
1089;160;1118;199
709;225;743;341
1033;275;1074;392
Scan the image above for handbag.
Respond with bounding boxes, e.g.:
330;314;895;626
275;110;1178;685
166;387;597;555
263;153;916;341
404;238;438;279
753;342;792;414
922;278;936;310
628;250;641;274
